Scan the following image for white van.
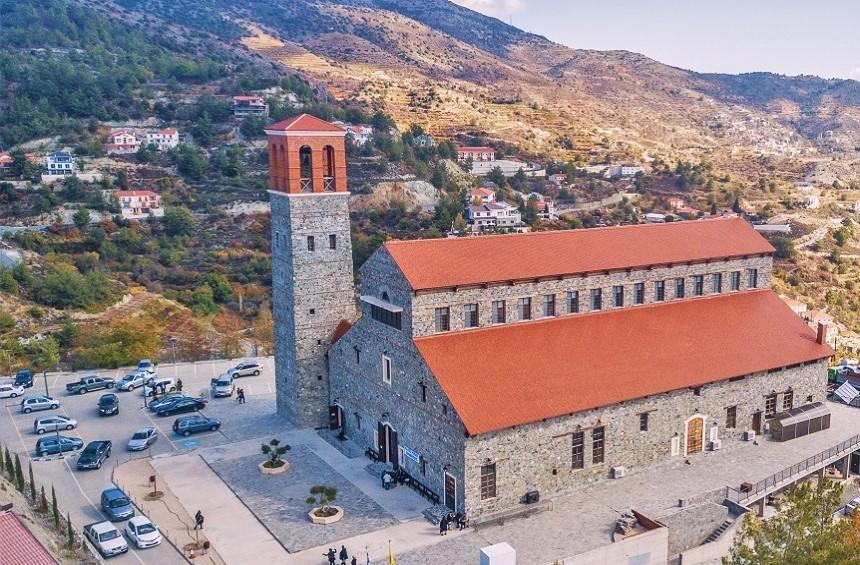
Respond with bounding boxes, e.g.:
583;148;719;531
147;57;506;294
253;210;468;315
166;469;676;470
142;377;176;398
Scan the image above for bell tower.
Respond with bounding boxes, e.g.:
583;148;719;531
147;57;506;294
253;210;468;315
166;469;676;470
266;114;355;427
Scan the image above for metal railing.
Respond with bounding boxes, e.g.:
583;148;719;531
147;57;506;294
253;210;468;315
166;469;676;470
726;432;860;504
323;176;335;192
299;178;312;193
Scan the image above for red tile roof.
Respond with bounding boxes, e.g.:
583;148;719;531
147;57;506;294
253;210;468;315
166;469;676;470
116;190;157;197
266;114;346;133
458;146;494;152
384;218;774;291
414;290;833;436
330;319;353;345
0;512;57;565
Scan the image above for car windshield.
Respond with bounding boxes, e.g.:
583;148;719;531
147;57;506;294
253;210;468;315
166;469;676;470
137;523;157;534
83;445;98;454
122;374;135;381
109;497;130;508
100;397;113;404
132;432;149;440
99;530;120;542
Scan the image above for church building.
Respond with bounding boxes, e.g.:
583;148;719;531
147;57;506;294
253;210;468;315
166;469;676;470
267;115;833;521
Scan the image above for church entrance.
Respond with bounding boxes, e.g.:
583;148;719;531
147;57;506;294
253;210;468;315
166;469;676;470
328;405;344;430
377;422;399;469
444;472;457;511
752;411;762;435
686;416;704;455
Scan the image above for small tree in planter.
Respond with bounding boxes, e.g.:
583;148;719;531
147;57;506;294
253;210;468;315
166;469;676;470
259;439;291;474
306;485;341;523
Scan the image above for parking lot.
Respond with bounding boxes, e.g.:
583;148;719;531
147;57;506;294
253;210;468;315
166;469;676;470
0;357;275;564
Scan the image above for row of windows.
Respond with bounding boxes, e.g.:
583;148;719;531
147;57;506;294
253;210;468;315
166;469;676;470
571;426;605;469
432;269;760;332
306;234;338;251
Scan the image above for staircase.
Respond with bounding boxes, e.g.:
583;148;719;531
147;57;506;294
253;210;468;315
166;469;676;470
704;519;733;543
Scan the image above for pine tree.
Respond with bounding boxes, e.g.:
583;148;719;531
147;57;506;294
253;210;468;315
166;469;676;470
66;512;74;549
51;485;60;530
39;485;47;513
28;462;36;501
13;454;24;492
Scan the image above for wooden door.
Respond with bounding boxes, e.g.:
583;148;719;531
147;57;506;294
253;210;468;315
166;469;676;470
389;429;399;470
329;406;341;430
444;472;456;510
686;417;704;454
752;411;762;434
377;422;386;459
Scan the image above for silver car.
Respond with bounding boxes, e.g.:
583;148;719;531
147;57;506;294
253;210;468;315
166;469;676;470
34;415;77;434
20;395;60;413
210;374;235;397
228;361;263;378
127;427;158;451
116;371;147;392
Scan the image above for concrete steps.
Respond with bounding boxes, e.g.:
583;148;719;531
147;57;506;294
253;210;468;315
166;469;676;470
704;519;733;543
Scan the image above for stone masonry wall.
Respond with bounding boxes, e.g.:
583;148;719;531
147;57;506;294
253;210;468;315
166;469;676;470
657;503;729;559
462;360;827;519
272;191;355;428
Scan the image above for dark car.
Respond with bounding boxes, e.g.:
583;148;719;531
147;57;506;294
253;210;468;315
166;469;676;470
98;394;120;417
14;369;33;388
100;488;134;521
77;440;112;470
35;435;83;457
148;394;190;413
156;397;206;417
173;414;221;437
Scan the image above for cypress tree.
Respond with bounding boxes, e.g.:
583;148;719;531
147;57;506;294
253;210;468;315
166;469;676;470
28;462;36;501
51;485;60;530
66;512;74;549
3;446;12;479
13;454;24;492
39;485;47;513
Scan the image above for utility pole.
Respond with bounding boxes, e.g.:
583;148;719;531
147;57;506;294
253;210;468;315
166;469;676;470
170;337;177;379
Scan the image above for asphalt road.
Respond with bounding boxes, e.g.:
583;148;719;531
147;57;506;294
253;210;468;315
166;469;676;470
0;356;275;564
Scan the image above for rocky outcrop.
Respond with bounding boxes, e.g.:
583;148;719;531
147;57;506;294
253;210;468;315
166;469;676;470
350;180;439;213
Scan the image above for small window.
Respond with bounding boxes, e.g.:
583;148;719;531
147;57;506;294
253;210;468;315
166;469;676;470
355;413;361;431
571;431;585;469
639;413;649;431
783;390;793;410
542;294;556;317
354;347;360;364
518;297;532;321
765;393;777;417
307;236;315;251
655;280;666;302
613;285;624;307
464;303;479;328
329;234;337;250
592;426;605;464
712;273;723;293
747;268;758;289
434;307;450;332
725;405;737;429
670;436;680;456
421;458;427;476
693;275;704;296
730;271;741;291
382;355;393;386
591;288;602;311
674;278;685;299
634;283;645;305
492;300;506;324
420;382;427;403
566;291;579;314
480;463;497;500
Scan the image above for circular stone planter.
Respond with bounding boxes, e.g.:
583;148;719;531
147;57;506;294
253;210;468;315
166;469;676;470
308;506;344;525
258;460;290;475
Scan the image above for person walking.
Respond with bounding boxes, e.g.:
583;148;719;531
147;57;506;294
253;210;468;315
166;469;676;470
237;388;246;404
439;514;448;536
325;548;336;565
351;557;357;565
339;545;349;564
194;510;204;530
176;378;183;392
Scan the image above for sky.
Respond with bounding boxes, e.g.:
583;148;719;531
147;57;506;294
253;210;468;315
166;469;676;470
453;0;860;80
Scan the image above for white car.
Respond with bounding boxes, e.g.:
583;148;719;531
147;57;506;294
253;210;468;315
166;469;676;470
83;521;128;558
124;516;162;549
228;361;263;378
0;384;24;398
137;359;156;375
116;371;148;392
34;415;78;434
142;377;176;398
845;496;860;515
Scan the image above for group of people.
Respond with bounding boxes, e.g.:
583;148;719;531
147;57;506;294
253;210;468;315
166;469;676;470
324;545;357;565
438;512;468;535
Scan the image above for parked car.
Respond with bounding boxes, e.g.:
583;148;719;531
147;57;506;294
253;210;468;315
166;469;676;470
14;369;33;388
228;361;263;378
147;393;186;412
845;496;860;515
127;427;158;451
116;371;147;392
98;393;120;416
77;440;112;470
173;414;221;436
142;377;175;398
210;374;235;398
124;516;162;549
156;396;206;416
84;521;128;558
35;435;83;457
20;394;59;413
66;375;115;395
101;487;134;521
34;415;77;434
0;384;24;398
137;359;156;375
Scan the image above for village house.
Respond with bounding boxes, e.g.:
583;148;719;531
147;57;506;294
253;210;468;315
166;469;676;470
666;197;685;210
465;201;523;230
43;151;76;176
345;124;374;146
457;146;495;162
115;190;164;220
0;153;12;176
104;129;141;154
780;295;808;316
145;128;180;151
804;309;838;348
549;173;568;186
604;163;645;179
802;194;821;209
675;206;699;220
468;187;496;204
231;95;268;117
414;133;435;147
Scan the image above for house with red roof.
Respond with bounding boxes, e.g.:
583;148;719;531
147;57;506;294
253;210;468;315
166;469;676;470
115;190;164;220
104;129;141;154
457;146;495;162
231;95;268;118
0;511;57;565
145;128;180;151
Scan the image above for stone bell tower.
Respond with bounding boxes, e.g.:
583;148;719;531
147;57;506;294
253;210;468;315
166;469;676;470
266;114;355;428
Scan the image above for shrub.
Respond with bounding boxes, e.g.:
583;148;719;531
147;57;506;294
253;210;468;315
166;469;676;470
306;485;338;514
260;438;290;468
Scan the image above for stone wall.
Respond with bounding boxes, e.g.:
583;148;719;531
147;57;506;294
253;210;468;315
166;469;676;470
657;503;729;559
462;360;826;518
271;191;355;428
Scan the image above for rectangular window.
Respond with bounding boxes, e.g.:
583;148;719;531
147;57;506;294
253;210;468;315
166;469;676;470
639;412;649;431
355;413;361;431
693;275;704;296
765;393;777;417
434;307;450;332
783;390;793;410
542;294;556;317
748;268;758;289
354;347;360;364
464;303;479;328
655;280;666;302
480;464;497;500
591;288;602;311
566;291;579;314
571;431;585;469
518;297;532;321
712;273;723;293
329;234;337;249
613;285;624;307
382;355;393;386
634;283;645;305
592;426;605;464
730;271;741;291
420;383;427;403
421;458;427;476
492;300;506;324
370;304;402;330
674;277;685;299
725;405;737;429
307;236;315;251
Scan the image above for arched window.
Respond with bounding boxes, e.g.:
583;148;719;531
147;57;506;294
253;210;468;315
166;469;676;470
381;292;390;302
299;146;313;192
323;145;336;191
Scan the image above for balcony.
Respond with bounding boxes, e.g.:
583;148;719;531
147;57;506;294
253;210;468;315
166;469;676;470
323;176;335;192
299;178;312;193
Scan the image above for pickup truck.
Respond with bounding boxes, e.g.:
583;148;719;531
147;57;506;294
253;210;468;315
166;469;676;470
83;521;128;558
66;376;115;395
77;440;112;470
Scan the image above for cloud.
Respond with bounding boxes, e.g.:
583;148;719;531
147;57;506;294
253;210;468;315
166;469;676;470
850;67;860;81
454;0;526;17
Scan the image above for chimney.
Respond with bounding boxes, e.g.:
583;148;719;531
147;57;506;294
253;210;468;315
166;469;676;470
816;322;828;345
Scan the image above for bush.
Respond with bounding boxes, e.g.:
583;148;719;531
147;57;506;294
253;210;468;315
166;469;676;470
163;206;197;236
306;485;337;513
261;439;290;468
32;264;110;310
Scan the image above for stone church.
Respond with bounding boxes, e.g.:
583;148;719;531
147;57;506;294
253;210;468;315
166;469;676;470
267;115;833;521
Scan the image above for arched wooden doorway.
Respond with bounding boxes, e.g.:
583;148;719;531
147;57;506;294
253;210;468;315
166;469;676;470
686;416;704;455
377;422;399;469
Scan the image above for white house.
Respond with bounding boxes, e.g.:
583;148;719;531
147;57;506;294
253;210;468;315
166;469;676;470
644;213;667;223
604;163;645;179
468;187;496;204
457;146;495;162
231;96;268;117
104;130;141;155
345;125;373;146
145;128;180;151
466;201;522;230
44;152;76;176
115;190;164;220
802;194;821;209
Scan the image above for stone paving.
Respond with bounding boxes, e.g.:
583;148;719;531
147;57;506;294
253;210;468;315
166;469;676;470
208;446;398;552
